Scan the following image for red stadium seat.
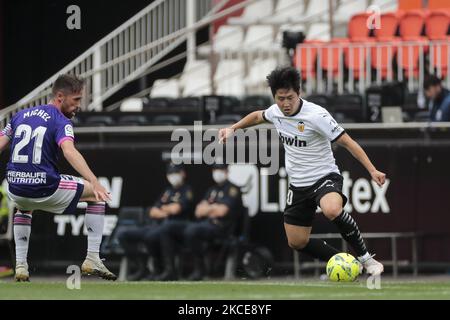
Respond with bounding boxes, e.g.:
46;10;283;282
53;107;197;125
398;39;429;78
320;38;349;76
294;40;323;80
430;40;450;77
428;0;450;11
371;40;399;79
398;0;423;11
425;10;450;40
399;10;427;40
374;12;403;40
348;13;372;41
345;39;376;80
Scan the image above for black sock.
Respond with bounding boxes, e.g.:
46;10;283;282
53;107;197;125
333;211;368;257
299;238;340;261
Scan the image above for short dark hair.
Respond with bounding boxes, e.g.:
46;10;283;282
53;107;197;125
266;67;301;96
52;74;84;96
423;75;442;90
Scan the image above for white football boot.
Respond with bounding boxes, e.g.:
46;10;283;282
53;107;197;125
15;262;30;282
81;257;117;281
359;254;384;276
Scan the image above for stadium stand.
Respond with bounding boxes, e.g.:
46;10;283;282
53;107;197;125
12;0;444;127
150;79;181;98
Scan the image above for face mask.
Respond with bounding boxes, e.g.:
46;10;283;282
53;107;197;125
167;173;183;187
212;170;227;184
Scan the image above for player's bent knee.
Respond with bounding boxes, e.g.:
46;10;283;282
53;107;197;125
288;239;309;250
322;205;342;220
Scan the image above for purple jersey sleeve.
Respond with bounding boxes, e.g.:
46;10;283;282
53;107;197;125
0;122;13;139
55;120;75;146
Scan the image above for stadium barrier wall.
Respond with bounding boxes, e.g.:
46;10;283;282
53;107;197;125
0;125;449;273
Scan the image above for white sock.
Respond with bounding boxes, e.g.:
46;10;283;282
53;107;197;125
85;202;105;258
13;211;32;265
358;252;372;263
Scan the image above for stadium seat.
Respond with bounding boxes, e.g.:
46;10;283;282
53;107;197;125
152;115;181;126
143;97;172;110
348;13;372;41
207;207;270;280
371;41;399;80
371;0;398;13
398;39;429;78
213;25;244;52
399;10;427;40
117;115;149;126
242;95;273;108
268;0;305;23
245;58;278;94
294;40;323;80
374;12;403;40
150;79;180;98
304;0;329;18
120;98;144;112
84;115;115;127
214;60;245;97
333;112;356;123
428;0;450;11
304;94;330;108
398;0;423;11
101;206;146;256
330;94;365;122
228;0;274;25
243;25;275;49
430;41;450;77
334;1;368;23
320;38;349;77
169;97;202;109
402;91;421;115
233;95;272;116
221;96;242;112
214;114;242;125
102;206;150;281
345;40;375;80
413;110;431;122
181;60;212;97
425;10;450;40
307;23;331;42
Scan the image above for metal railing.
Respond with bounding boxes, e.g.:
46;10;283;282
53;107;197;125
293;232;420;278
0;0;218;127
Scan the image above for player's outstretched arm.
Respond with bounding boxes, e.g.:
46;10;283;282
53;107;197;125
60;139;111;201
0;136;10;153
336;133;386;186
219;111;266;144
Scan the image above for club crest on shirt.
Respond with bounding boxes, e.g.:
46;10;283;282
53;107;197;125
297;121;305;132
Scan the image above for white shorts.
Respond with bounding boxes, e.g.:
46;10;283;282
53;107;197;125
8;175;85;214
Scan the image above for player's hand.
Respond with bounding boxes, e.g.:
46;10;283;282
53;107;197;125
92;180;112;202
218;127;235;144
370;169;386;187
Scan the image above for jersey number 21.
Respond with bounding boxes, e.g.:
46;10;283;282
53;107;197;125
12;124;47;164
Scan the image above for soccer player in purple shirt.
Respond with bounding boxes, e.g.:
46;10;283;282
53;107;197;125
0;74;117;281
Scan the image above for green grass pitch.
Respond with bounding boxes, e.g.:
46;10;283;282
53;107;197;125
1;279;450;299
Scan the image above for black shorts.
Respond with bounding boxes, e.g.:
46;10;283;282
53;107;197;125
284;173;348;227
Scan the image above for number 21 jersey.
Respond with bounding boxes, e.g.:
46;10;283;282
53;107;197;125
1;105;75;198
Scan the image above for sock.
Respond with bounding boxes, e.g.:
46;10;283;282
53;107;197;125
13;211;32;265
358;252;372;263
333;211;368;257
299;238;340;261
85;202;105;259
